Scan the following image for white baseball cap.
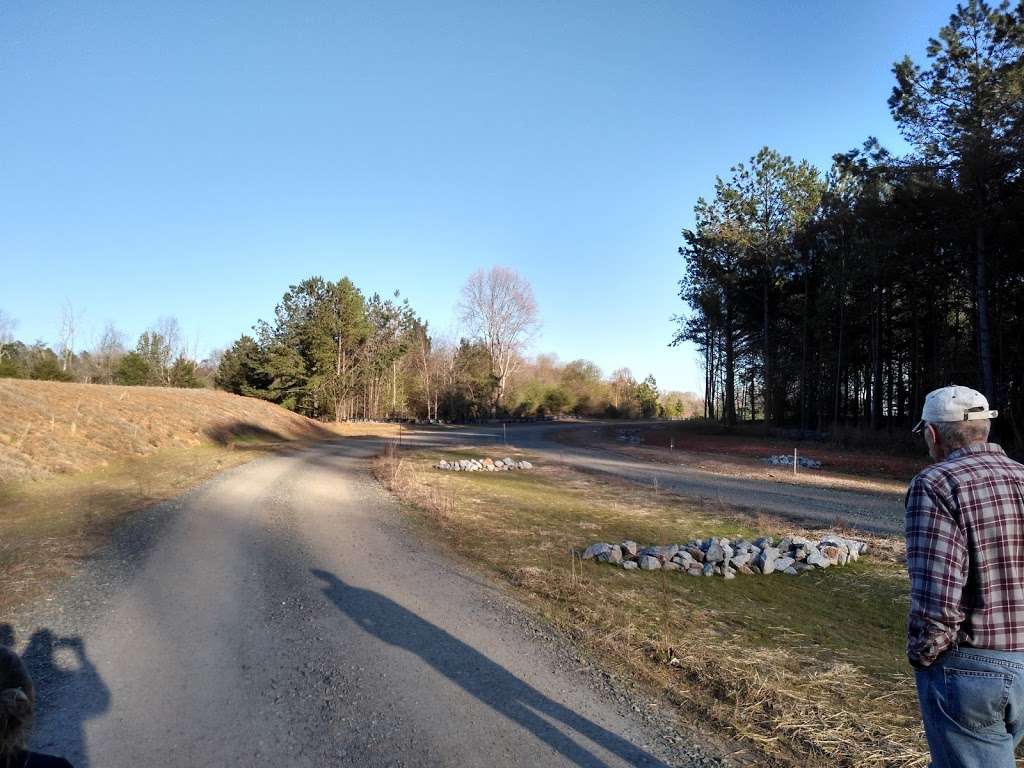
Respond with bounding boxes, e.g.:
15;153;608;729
912;385;998;433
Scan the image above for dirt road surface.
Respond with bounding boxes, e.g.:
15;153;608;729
8;439;715;768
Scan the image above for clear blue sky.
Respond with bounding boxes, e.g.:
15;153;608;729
1;0;951;393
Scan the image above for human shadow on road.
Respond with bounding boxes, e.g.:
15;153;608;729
1;625;111;768
312;570;669;767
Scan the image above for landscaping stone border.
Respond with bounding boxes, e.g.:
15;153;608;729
435;457;534;472
582;534;867;578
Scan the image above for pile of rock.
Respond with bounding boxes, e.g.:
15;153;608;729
764;454;822;469
435;457;534;472
582;534;867;578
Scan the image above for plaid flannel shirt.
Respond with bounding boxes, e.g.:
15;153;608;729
905;443;1024;668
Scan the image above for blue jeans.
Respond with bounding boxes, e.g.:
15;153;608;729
915;647;1024;767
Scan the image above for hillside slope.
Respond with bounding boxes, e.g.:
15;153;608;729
0;379;331;483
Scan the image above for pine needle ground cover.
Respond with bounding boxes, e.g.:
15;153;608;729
376;447;928;767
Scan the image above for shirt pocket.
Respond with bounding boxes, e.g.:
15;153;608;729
943;667;1012;731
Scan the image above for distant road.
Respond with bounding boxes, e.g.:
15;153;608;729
405;422;906;535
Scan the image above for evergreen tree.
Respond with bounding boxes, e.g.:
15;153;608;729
115;352;152;385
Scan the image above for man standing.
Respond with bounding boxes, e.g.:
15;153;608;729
906;385;1024;766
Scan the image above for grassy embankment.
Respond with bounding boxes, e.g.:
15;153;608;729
376;445;926;768
0;379;395;610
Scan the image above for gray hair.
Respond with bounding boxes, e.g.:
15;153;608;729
932;419;991;451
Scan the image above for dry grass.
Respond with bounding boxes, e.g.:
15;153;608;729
375;446;929;768
0;379;346;611
328;421;402;438
0;379;339;482
0;443;274;611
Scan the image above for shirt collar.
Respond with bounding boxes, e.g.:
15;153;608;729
946;442;1005;462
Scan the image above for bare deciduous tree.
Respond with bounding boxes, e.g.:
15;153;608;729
57;300;83;371
94;321;126;383
411;322;435;421
154;316;183;361
457;266;539;411
0;310;16;360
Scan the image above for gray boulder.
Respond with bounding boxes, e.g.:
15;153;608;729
597;546;623;565
757;548;778;573
730;553;751;568
621;540;639;557
705;540;724;564
806;550;829;568
640;545;678;561
582;543;612;560
638;555;661;570
757;547;781;574
622;561;638;570
820;545;841;565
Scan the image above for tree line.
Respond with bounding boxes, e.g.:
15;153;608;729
0;310;209;388
216;268;702;421
675;0;1024;448
0;268;702;421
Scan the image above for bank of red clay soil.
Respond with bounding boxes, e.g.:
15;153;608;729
0;379;334;482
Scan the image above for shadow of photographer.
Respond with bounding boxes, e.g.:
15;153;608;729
2;624;110;768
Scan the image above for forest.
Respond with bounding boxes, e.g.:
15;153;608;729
214;269;699;421
674;0;1024;449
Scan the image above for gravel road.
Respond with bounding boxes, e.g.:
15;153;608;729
7;439;719;768
405;422;907;536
